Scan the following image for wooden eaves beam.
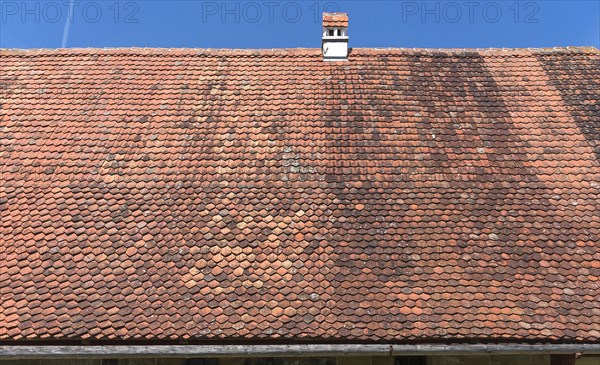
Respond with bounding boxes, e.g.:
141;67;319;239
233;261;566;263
1;343;599;360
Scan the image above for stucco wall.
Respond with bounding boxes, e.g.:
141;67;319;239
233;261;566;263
574;358;600;365
428;355;550;365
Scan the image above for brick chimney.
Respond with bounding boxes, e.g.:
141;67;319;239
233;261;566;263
322;12;348;61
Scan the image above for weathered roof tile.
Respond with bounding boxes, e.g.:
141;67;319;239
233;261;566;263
323;13;349;27
0;47;599;343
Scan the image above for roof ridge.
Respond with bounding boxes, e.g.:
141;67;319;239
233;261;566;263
1;46;598;56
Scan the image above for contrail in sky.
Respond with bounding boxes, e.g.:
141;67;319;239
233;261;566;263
61;0;75;48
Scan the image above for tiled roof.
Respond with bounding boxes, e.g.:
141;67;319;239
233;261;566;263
323;13;348;27
1;47;599;343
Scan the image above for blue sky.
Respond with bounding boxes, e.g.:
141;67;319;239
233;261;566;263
0;0;598;49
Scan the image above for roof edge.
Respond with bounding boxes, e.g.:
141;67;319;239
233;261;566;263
2;344;599;360
1;46;598;56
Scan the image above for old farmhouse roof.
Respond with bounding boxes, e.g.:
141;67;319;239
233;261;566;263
0;47;599;345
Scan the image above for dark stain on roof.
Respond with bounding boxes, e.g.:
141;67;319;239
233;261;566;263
0;47;599;343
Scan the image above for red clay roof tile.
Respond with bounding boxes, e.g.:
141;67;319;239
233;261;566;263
323;13;348;27
0;47;599;344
